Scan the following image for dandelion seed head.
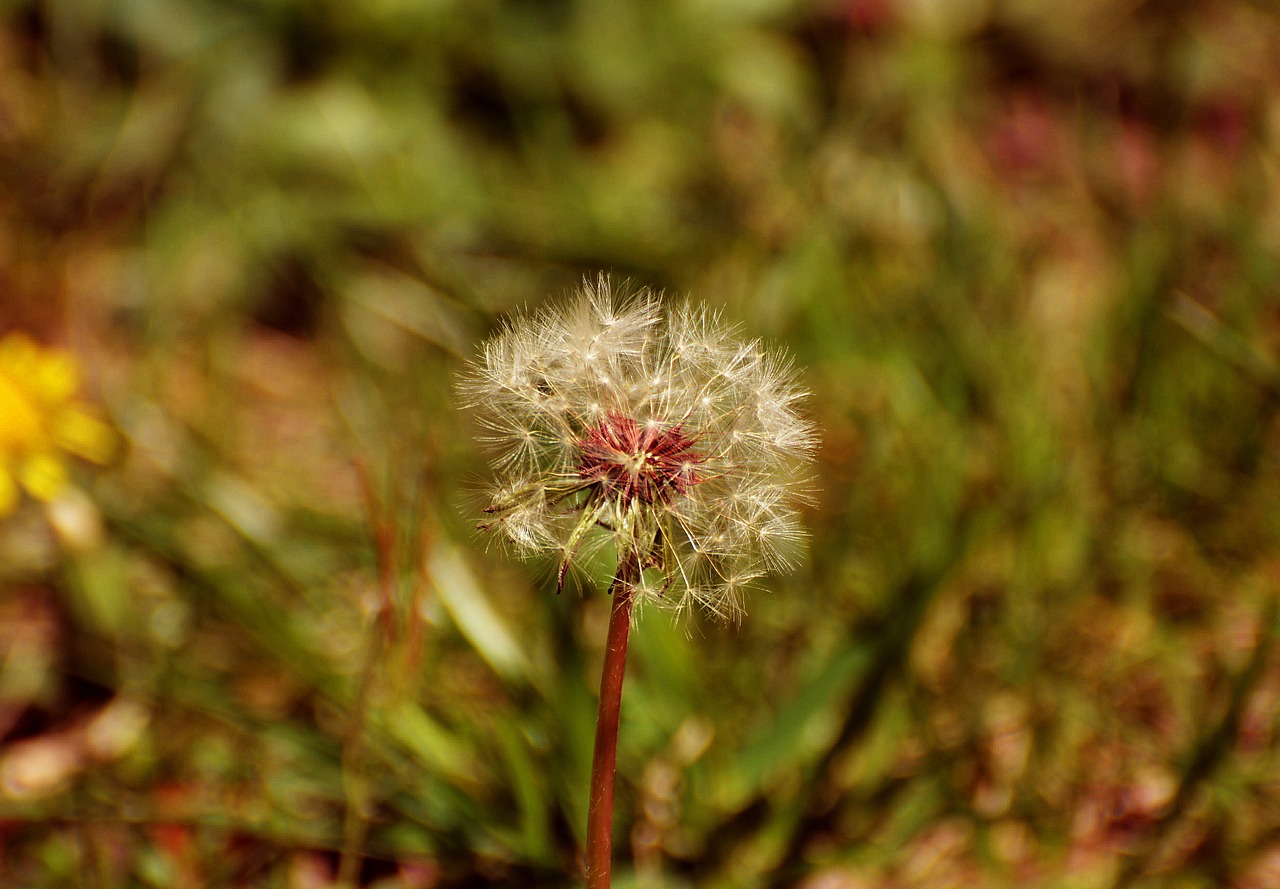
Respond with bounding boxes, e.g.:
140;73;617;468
459;276;817;617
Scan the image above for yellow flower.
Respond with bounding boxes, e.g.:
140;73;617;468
0;333;115;515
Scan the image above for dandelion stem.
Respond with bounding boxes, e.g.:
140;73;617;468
586;552;639;889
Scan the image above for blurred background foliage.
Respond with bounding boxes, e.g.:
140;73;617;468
2;0;1280;886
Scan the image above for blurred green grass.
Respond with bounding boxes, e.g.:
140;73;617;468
2;0;1280;887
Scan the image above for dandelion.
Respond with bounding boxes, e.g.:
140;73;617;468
460;277;815;888
0;332;115;516
460;276;816;619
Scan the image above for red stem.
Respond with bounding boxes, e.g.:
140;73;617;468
585;555;639;889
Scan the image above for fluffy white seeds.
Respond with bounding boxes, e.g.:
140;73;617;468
459;277;816;619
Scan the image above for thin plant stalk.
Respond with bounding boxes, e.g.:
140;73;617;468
339;459;399;888
586;552;639;889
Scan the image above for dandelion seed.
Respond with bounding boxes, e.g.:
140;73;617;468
460;277;820;889
459;276;816;618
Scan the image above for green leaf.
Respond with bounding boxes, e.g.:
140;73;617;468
429;544;533;683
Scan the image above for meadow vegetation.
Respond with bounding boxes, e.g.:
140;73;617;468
1;1;1280;887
